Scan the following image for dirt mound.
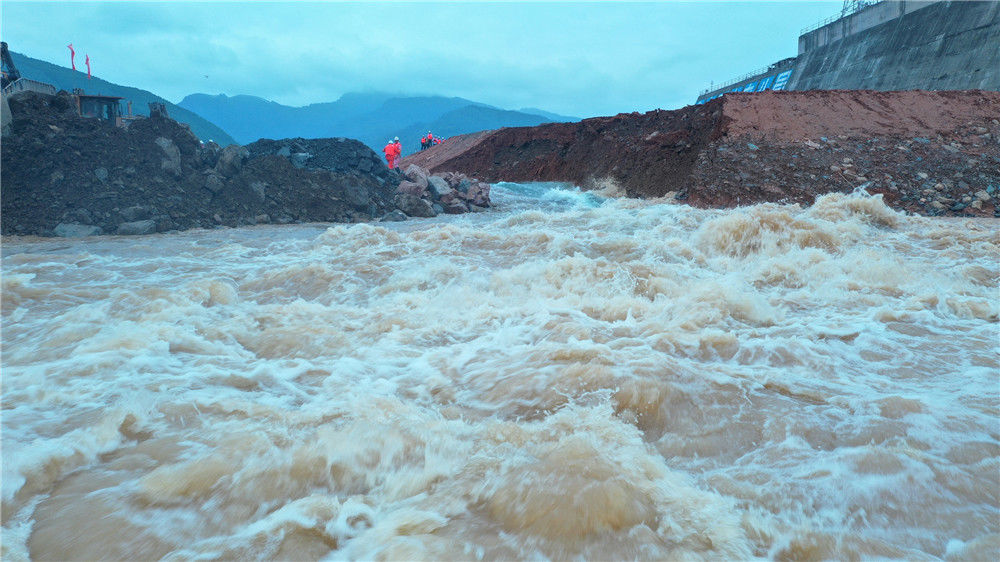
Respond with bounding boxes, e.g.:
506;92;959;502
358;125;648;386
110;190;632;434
1;91;401;236
402;90;1000;217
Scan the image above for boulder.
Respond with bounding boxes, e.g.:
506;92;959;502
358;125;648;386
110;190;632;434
155;137;182;177
410;173;429;190
397;180;427;196
467;182;492;207
94;167;109;182
403;164;429;185
427;176;453;199
54;223;102;237
443;172;469;188
439;191;461;205
344;183;371;208
116;219;157;236
439;189;474;213
442;199;469;214
215;144;249;178
204;172;225;194
120;205;153;222
153;215;176;232
250;181;267;201
380;210;408;222
66;208;94;225
393;193;436;217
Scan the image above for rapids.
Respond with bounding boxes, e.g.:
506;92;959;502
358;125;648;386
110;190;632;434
2;182;998;561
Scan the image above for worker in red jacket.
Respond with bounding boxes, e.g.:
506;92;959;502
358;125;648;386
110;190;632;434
390;137;402;169
383;139;396;169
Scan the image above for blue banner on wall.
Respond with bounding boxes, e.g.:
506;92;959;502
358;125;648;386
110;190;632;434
696;69;793;104
772;70;792;90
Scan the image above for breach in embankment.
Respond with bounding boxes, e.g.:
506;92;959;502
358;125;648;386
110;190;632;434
402;89;1000;217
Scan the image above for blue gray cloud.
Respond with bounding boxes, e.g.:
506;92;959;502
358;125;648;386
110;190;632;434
3;1;840;117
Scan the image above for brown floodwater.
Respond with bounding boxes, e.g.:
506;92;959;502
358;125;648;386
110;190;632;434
2;183;998;560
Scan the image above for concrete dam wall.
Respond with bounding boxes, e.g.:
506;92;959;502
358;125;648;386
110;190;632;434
789;0;1000;91
696;0;1000;104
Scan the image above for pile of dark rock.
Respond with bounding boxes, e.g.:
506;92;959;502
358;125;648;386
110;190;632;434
389;164;491;219
245;137;397;181
1;91;406;236
684;127;1000;217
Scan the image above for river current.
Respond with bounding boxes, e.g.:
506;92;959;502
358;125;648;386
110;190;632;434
2;182;998;561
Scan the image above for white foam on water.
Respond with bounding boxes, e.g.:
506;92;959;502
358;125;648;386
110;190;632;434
2;185;997;559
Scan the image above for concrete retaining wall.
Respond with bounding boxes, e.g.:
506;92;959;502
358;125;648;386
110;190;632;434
694;1;1000;104
797;0;938;54
788;0;1000;91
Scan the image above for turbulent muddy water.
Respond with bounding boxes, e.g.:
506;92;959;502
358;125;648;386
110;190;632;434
2;182;998;561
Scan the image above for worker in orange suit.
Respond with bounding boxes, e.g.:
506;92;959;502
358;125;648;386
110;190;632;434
383;139;396;169
389;137;402;170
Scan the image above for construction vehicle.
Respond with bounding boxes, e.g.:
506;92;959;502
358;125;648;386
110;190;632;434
2;41;56;96
72;87;126;125
1;41;21;89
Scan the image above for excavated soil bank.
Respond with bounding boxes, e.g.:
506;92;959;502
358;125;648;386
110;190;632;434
403;90;1000;217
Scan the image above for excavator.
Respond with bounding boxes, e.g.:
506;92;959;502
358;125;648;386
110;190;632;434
1;41;22;90
1;41;55;96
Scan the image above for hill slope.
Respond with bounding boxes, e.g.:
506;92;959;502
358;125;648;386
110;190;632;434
9;51;236;145
518;107;580;122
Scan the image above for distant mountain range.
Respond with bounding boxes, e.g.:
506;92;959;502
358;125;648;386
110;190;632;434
7;49;580;154
9;50;237;146
178;92;580;155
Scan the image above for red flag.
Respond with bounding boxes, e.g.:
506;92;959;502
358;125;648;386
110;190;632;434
85;54;91;79
67;43;75;70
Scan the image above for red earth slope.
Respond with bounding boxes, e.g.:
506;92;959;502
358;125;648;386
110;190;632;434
401;90;1000;217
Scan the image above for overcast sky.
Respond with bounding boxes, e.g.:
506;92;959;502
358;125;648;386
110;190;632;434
3;1;841;117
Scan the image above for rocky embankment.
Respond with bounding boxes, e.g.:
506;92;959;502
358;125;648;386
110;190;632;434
402;90;1000;217
390;164;491;219
1;91;490;237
